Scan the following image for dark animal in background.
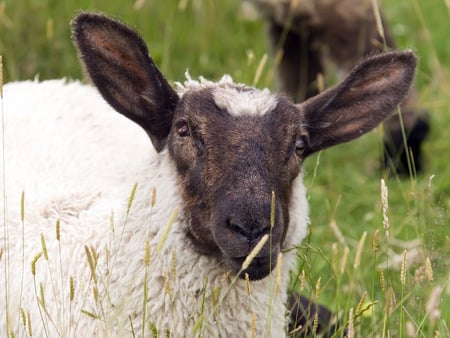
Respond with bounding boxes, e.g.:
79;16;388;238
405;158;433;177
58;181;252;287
245;0;430;175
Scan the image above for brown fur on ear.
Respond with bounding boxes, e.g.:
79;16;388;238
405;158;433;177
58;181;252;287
299;51;417;156
72;12;179;152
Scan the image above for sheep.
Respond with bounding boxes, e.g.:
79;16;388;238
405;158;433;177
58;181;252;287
244;0;430;175
0;12;417;337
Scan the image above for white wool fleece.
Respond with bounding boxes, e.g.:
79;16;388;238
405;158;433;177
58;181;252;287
1;79;309;337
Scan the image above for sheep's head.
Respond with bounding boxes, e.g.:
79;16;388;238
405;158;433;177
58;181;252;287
72;13;416;280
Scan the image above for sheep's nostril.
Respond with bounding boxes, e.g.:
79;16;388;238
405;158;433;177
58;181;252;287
226;219;270;244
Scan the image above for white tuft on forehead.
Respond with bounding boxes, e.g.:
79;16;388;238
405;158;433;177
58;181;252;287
175;71;278;116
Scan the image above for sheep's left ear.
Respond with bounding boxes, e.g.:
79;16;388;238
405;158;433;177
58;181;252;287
72;13;179;152
298;51;417;156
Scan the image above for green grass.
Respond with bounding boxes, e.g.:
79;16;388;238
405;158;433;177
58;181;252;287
1;0;449;336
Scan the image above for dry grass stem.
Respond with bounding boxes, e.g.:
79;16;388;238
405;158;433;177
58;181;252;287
329;219;346;245
151;187;156;208
348;307;354;338
371;0;386;47
381;179;390;238
354;231;367;269
157;207;179;252
0;55;2;96
250;313;256;338
270;191;275;229
171;251;177;279
20;191;25;222
241;234;269;271
275;252;282;295
252;53;267;86
164;270;172;297
92;286;99;303
340;246;350;275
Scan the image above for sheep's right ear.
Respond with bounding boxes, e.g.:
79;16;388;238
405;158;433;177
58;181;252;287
298;51;417;156
72;13;179;152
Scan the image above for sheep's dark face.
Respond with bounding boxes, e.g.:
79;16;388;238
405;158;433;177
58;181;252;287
168;85;307;280
72;13;417;281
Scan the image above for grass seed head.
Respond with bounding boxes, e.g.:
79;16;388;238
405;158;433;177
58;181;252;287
151;187;157;208
356;291;368;316
425;257;434;281
378;267;385;291
20;308;26;327
300;269;305;292
55;219;60;241
31;252;42;276
70;276;75;302
315;277;322;299
401;250;408;285
270;191;275;229
245;273;251;296
27;311;32;337
381;179;390;238
372;229;379;253
312;312;319;335
126;183;138;215
40;282;46;308
40;234;48;260
144;240;151;266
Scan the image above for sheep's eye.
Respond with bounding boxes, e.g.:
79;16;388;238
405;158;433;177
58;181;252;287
295;137;305;156
176;120;190;137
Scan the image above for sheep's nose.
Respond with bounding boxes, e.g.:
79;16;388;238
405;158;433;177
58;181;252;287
227;219;271;245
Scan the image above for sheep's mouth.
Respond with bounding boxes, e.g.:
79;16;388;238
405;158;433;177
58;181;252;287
229;253;278;281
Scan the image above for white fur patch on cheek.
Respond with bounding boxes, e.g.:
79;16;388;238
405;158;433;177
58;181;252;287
212;86;278;116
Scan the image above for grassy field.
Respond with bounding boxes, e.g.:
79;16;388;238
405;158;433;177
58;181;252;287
1;0;449;336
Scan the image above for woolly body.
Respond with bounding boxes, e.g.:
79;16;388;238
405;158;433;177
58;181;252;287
1;79;308;337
